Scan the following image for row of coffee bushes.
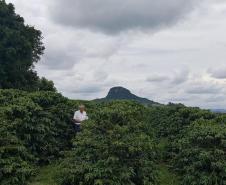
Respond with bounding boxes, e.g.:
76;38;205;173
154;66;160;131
0;89;93;185
0;117;35;185
149;104;226;185
149;103;216;138
56;101;159;185
171;118;226;185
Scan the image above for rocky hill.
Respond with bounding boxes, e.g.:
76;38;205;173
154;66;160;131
95;86;160;106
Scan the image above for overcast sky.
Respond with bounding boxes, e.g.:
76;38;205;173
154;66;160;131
6;0;226;109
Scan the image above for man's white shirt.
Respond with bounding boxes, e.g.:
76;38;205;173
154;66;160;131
73;111;88;125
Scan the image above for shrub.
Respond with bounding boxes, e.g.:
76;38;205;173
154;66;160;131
57;101;158;185
172;120;226;185
149;104;215;138
0;89;82;184
0;118;35;185
0;90;75;162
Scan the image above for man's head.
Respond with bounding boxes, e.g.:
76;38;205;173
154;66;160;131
79;104;85;112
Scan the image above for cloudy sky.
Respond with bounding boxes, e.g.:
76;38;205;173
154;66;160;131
6;0;226;108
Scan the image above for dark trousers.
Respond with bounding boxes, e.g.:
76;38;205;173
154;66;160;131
74;124;81;133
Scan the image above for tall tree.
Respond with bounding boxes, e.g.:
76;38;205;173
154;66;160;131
0;0;47;91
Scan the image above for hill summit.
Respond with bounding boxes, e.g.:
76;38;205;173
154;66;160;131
96;86;159;106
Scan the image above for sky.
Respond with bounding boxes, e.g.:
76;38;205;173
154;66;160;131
6;0;226;109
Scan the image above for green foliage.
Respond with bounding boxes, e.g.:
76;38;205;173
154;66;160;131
57;101;158;185
0;89;81;184
1;88;226;185
0;90;76;162
149;104;215;137
37;78;56;92
171;120;226;185
149;104;226;185
157;164;180;185
0;0;56;91
28;164;58;185
0;118;35;185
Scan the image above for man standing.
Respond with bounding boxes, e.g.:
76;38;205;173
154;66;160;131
73;105;88;132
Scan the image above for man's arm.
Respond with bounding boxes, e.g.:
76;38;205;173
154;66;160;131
85;113;88;120
73;118;81;123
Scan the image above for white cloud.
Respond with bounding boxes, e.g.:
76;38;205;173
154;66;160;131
186;82;222;94
171;69;190;85
146;74;169;83
208;67;226;79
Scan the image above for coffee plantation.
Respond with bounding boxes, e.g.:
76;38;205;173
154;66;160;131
56;102;158;185
0;89;226;185
1;1;226;184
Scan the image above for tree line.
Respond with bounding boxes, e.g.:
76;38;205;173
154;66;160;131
0;0;55;91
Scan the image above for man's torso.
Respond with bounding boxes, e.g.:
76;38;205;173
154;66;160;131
73;111;87;125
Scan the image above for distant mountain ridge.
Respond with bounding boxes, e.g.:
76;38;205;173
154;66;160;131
211;109;226;113
95;86;160;106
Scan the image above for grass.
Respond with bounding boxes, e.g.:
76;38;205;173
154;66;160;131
29;164;58;185
157;138;181;185
158;163;180;185
29;161;180;185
